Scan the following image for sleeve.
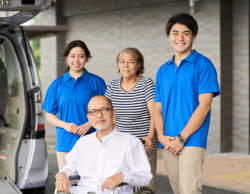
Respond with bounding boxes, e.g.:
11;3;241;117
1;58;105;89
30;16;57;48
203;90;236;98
144;77;155;102
198;58;220;97
154;69;161;102
42;80;58;114
105;81;112;100
121;138;152;187
56;141;79;178
97;77;107;95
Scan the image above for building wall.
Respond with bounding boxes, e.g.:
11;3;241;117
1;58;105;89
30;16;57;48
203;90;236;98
54;0;222;153
193;0;221;153
41;0;250;154
40;0;250;154
40;7;57;136
232;0;249;153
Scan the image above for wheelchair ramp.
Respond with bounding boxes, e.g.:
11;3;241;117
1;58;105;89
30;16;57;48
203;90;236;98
0;177;22;194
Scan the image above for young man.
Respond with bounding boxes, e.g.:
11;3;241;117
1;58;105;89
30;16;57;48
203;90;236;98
55;95;152;194
154;13;220;194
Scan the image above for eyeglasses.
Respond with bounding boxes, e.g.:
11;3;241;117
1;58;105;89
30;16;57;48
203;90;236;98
88;107;113;116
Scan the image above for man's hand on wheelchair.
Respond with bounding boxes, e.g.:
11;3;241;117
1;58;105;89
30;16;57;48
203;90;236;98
55;172;70;193
101;172;124;192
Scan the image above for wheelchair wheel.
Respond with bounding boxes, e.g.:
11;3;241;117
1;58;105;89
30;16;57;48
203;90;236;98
134;187;155;194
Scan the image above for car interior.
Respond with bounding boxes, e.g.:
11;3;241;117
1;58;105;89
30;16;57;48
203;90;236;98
0;36;25;182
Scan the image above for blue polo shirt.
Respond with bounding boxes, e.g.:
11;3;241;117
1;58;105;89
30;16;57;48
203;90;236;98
43;69;106;152
155;50;220;148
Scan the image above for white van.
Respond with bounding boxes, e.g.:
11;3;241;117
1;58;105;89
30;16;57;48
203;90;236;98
0;0;52;193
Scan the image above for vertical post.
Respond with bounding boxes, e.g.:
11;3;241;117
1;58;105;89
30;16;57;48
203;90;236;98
220;0;233;152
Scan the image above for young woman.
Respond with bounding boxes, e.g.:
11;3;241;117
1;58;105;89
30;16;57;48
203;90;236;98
105;48;158;191
43;40;106;170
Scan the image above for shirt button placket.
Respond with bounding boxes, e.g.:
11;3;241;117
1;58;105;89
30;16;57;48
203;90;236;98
72;79;77;93
173;66;178;82
174;66;178;75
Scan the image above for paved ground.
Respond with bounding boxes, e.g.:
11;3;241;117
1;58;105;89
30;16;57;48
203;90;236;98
45;136;250;194
156;151;250;194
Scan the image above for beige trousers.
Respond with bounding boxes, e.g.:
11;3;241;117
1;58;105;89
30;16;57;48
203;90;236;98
56;151;68;170
147;149;157;191
162;147;205;194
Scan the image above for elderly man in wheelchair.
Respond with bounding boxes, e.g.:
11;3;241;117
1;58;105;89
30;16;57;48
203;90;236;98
55;95;154;194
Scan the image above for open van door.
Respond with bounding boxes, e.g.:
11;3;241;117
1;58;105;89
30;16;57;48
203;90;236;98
0;0;53;193
0;0;52;26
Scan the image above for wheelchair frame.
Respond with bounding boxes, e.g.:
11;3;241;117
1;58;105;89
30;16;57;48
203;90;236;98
55;175;154;194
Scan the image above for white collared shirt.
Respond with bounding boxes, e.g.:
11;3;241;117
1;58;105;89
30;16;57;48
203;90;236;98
58;129;152;194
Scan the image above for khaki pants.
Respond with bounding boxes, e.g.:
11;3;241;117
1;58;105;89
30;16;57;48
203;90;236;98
147;149;157;191
162;147;205;194
56;151;68;170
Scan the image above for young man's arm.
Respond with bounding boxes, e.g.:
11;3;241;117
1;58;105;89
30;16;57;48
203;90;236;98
154;102;175;149
168;93;213;154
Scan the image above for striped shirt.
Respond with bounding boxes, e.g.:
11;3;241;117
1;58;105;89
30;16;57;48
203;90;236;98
105;76;158;149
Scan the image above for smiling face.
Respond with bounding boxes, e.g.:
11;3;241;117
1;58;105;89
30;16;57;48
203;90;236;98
118;52;139;79
65;46;88;74
168;23;196;56
87;96;115;132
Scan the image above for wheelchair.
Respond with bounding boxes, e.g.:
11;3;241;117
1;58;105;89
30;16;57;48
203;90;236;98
55;175;154;194
112;182;154;194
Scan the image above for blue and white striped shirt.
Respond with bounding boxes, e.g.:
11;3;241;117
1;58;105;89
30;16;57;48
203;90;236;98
105;76;158;149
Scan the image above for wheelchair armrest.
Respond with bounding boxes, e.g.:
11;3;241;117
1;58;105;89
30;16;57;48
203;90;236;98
111;182;128;194
116;182;128;187
111;182;155;194
69;175;80;183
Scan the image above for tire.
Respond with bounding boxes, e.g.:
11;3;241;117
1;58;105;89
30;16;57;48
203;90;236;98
21;187;45;194
135;187;155;194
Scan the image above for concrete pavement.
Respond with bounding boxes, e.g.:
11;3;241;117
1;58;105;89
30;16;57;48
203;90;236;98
156;151;250;194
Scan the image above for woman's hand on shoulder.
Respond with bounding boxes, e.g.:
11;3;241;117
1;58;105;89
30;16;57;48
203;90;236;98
64;123;78;134
76;122;92;137
142;136;153;153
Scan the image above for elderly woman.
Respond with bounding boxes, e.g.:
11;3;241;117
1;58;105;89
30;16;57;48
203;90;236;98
105;48;158;191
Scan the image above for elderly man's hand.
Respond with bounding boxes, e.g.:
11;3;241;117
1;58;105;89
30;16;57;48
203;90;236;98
55;172;70;193
101;172;124;192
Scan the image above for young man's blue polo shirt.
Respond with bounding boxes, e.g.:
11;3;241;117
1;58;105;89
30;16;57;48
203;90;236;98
155;50;220;148
43;69;106;152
